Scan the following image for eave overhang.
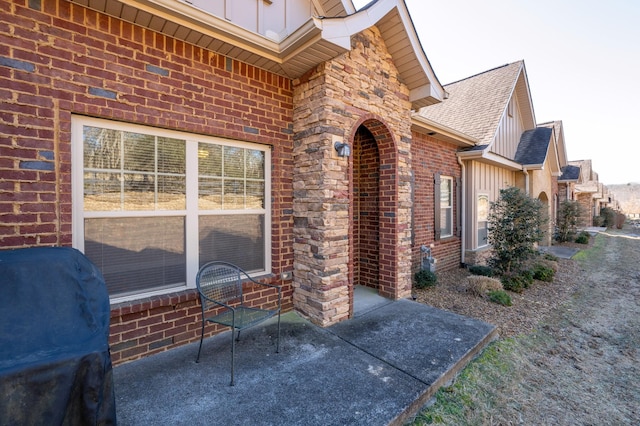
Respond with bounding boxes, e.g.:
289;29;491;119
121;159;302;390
411;115;477;147
70;0;445;108
317;0;447;108
458;148;523;171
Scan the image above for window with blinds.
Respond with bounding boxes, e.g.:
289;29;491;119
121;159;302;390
73;117;270;301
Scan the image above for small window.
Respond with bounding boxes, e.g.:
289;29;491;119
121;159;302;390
440;176;453;238
477;194;489;247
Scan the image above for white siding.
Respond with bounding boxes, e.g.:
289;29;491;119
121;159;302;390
465;161;517;249
186;0;315;40
492;96;524;160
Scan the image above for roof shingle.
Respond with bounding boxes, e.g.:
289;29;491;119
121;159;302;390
417;61;523;146
514;127;553;166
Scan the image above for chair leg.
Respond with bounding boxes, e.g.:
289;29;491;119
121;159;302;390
276;312;281;353
235;329;241;342
230;329;236;386
196;320;205;363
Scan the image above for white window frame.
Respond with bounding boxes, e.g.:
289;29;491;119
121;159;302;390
477;193;490;248
71;116;271;304
440;176;453;238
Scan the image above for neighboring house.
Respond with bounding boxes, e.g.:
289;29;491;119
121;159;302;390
0;0;461;364
558;163;581;204
539;120;569;227
418;61;566;265
565;160;603;227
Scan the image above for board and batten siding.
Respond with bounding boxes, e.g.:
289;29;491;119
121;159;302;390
492;96;525;160
465;161;517;249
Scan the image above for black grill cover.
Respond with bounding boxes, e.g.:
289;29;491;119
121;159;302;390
0;247;116;425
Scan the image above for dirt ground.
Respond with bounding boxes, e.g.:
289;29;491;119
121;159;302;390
413;227;640;424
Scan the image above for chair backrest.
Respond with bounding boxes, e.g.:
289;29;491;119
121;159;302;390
196;262;245;310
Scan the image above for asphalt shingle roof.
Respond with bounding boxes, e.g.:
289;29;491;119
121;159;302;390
514;127;552;166
417;61;523;146
559;164;581;181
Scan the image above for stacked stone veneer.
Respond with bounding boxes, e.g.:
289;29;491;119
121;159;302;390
292;28;413;326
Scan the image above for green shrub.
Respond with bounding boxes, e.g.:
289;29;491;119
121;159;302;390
488;290;512;306
538;258;559;273
598;207;616;228
532;264;555;282
575;231;590;244
413;269;437;289
542;252;559;262
500;271;533;293
468;265;494;277
555;200;582;242
487;187;546;274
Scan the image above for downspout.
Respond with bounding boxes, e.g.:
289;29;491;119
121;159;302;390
523;167;530;195
457;156;466;265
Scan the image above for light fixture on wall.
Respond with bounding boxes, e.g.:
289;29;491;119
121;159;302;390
334;141;351;157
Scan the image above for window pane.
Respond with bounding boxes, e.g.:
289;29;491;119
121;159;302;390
223;179;245;209
83;127;121;170
198;178;222;210
199;214;265;272
158;175;186;210
440;178;451;206
198;143;222;177
123;173;155;210
123;132;155;172
478;195;489;222
441;207;452;236
158;137;185;174
85;128;186;212
246;181;265;209
224;146;244;178
478;221;488;246
84;217;186;297
246;149;264;179
84;171;121;211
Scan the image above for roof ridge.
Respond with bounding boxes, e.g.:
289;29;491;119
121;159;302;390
444;60;523;86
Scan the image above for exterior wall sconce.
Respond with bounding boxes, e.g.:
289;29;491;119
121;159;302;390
334;141;351;157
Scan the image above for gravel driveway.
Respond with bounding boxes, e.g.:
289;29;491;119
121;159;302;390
413;227;640;424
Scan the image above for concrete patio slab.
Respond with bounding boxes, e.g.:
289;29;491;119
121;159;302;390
113;298;497;426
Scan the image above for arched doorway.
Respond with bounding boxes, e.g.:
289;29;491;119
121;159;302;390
353;126;380;291
350;118;399;303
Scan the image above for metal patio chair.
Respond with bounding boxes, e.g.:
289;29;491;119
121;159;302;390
195;261;281;386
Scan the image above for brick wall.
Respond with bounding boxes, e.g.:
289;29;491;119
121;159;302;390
411;132;462;273
353;126;379;290
1;0;294;365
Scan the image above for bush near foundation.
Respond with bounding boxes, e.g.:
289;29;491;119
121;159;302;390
532;263;555;282
488;290;512;306
466;276;503;297
575;231;590;244
413;269;437;289
487;187;545;275
468;265;495;277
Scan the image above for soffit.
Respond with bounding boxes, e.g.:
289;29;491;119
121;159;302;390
70;0;351;78
70;0;445;109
